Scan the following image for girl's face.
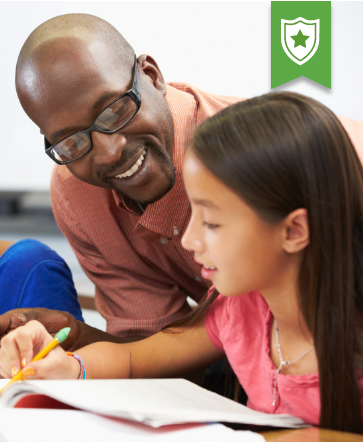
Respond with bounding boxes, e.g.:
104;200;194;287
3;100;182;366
182;150;290;297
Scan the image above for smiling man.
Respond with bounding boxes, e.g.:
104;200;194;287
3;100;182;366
1;13;363;354
0;13;240;350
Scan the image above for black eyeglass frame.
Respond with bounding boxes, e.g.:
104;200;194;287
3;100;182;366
44;55;141;165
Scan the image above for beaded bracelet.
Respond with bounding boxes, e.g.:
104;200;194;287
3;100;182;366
67;352;86;379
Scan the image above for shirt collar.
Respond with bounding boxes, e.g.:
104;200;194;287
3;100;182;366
113;84;198;239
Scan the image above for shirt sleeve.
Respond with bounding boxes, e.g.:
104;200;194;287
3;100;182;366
0;239;84;321
204;289;228;353
50;169;194;338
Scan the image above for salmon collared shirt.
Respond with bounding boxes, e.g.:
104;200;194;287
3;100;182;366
50;83;242;337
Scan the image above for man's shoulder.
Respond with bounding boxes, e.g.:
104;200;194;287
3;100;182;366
50;164;96;194
51;164;76;188
166;82;244;118
50;164;105;210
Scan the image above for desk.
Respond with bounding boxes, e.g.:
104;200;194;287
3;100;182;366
260;427;363;441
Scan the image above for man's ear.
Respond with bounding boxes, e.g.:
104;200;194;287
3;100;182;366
138;54;167;95
282;208;309;254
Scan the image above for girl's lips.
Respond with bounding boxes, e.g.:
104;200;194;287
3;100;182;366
201;266;218;280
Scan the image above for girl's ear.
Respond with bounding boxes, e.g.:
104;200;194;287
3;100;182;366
282;208;309;254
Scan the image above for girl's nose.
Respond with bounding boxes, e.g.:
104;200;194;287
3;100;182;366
181;220;205;253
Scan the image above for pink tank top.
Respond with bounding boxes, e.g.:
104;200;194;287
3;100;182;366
205;288;321;425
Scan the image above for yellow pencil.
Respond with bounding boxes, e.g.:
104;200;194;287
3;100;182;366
0;327;71;393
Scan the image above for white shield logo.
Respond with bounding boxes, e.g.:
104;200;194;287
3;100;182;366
281;17;320;65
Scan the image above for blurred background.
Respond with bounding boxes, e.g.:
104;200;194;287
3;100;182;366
0;1;362;330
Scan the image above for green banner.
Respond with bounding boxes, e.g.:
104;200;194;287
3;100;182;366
271;1;331;89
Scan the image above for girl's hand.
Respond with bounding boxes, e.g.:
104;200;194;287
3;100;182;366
0;320;80;380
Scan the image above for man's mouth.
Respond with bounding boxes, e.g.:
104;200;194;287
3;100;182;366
102;141;176;204
111;149;147;180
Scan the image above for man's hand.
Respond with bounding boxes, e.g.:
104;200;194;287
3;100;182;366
0;308;145;353
0;308;81;352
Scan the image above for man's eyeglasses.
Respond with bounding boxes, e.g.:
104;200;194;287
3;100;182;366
44;55;141;165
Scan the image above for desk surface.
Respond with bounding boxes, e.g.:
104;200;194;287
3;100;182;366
261;427;363;441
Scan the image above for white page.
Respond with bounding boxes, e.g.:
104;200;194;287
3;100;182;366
1;379;306;428
0;409;264;442
0;379;8;408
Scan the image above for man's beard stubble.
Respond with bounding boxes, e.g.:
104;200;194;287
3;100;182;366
102;141;176;205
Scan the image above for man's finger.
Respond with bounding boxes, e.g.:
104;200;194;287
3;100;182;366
10;309;49;327
0;309;39;338
36;311;70;335
17;309;71;336
10;312;31;327
0;313;12;338
0;308;79;352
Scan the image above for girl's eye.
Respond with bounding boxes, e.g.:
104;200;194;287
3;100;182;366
203;221;219;229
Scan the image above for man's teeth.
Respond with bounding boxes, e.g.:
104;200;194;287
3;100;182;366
116;149;146;178
204;265;216;270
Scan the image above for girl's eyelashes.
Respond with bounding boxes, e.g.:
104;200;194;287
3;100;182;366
203;221;220;229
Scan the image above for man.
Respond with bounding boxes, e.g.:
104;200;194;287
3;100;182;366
1;13;363;354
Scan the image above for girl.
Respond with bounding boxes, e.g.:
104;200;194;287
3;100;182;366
0;92;362;433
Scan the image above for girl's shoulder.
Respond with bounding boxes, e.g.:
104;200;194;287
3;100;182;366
210;286;268;310
206;287;270;334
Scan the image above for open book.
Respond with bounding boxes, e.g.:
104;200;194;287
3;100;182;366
0;378;307;429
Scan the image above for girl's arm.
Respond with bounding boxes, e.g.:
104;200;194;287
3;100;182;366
77;314;223;379
0;316;224;380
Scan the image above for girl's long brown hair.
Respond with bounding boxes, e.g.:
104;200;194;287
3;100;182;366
166;92;363;433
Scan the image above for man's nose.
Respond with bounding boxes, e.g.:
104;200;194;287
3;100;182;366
90;131;127;165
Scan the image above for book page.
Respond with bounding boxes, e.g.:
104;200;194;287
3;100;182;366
0;409;264;442
1;378;306;428
0;379;8;408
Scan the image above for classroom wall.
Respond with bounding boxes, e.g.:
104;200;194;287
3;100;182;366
0;1;362;191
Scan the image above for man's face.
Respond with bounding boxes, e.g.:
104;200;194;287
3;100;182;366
17;38;175;204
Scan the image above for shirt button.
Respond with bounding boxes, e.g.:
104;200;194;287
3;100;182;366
173;226;179;236
159;237;169;245
194;274;202;281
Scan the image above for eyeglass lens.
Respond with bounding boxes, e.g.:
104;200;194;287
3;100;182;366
95;95;137;131
50;95;138;163
50;133;90;163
